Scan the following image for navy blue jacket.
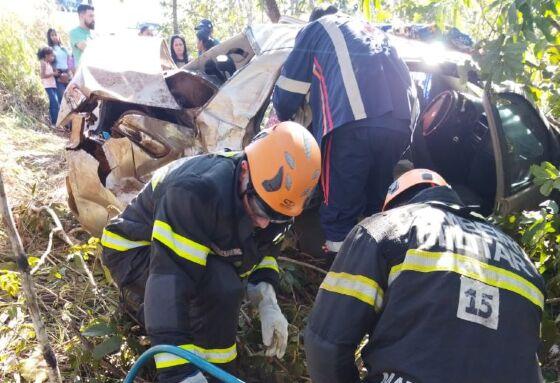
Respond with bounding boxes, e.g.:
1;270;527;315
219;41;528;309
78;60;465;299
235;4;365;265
272;15;415;144
305;187;545;383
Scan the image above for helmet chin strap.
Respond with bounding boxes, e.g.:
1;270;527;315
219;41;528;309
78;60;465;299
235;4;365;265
238;160;251;196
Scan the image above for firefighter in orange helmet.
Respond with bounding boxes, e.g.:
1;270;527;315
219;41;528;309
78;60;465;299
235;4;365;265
305;169;545;383
101;121;321;383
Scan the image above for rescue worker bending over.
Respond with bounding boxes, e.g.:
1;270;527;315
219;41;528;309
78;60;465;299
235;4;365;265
101;122;321;383
272;5;416;261
305;169;545;383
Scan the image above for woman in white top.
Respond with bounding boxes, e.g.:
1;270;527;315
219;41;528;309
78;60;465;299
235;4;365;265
47;28;73;101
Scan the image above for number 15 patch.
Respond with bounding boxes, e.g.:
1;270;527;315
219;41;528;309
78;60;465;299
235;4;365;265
457;276;500;330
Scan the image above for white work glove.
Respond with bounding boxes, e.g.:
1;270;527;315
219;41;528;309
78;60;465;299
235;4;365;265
247;282;288;358
178;371;208;383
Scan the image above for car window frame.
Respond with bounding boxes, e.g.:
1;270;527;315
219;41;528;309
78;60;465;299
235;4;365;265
486;90;552;215
482;90;507;214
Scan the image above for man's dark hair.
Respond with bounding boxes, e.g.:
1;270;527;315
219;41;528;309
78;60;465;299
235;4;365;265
37;46;54;60
309;4;338;22
195;19;213;33
196;29;217;51
77;4;94;14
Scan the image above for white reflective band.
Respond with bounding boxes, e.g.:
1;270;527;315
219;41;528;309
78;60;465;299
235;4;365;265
154;343;237;369
100;229;150;251
320;271;384;311
254;256;280;273
276;75;311;94
389;249;544;310
318;18;367;120
152;220;209;266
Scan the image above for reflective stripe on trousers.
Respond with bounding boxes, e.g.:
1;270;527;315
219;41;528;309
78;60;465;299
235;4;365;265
154;343;237;369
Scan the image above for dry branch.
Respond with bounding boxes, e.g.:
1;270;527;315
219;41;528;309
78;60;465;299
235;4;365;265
0;172;62;383
30;229;55;275
30;203;99;292
29;204;74;246
277;256;327;275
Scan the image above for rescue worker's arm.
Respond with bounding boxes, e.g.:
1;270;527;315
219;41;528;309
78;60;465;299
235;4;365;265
247;255;280;287
247;223;289;288
272;23;318;121
150;184;215;280
247;224;290;358
304;225;388;383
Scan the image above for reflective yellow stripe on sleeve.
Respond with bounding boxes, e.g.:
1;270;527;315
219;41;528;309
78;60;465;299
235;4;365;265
239;256;280;278
152;220;209;266
254;256;279;273
217;150;240;158
389;249;544;310
100;228;151;251
320;271;384;312
154;343;237;369
151;165;170;191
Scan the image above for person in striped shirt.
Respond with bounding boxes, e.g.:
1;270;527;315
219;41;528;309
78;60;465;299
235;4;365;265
272;6;416;264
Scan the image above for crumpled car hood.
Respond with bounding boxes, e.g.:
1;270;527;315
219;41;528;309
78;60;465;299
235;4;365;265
57;36;180;126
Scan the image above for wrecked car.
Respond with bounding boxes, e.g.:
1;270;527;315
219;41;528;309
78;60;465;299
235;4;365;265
59;21;560;252
59;23;304;236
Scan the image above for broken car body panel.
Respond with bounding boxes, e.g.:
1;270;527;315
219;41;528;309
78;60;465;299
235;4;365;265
57;37;179;127
62;24;302;235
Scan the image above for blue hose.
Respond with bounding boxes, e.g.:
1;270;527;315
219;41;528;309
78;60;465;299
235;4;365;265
123;344;245;383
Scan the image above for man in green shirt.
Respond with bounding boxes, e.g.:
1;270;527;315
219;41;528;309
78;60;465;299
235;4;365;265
69;4;95;68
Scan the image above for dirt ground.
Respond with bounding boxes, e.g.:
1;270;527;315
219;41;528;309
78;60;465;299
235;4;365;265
0;111;322;382
0;112;124;382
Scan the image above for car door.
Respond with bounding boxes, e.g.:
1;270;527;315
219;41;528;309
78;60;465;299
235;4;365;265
484;90;558;215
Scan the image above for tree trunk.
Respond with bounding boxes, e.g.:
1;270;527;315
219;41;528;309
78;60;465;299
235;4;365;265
0;173;62;383
172;0;179;35
264;0;281;23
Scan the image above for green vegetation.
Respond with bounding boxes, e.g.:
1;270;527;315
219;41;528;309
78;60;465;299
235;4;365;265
0;0;64;120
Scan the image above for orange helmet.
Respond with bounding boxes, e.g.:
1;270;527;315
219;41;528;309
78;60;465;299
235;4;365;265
382;168;448;211
245;121;321;217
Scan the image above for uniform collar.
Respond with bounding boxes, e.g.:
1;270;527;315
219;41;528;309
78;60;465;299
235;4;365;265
408;186;466;211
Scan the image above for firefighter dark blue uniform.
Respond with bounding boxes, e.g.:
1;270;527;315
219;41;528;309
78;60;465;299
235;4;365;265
272;14;416;250
304;186;545;383
101;153;285;382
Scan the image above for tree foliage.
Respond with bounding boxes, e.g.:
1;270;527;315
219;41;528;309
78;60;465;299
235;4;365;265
0;0;68;120
365;0;560;120
162;0;559;120
496;162;560;379
158;0;360;53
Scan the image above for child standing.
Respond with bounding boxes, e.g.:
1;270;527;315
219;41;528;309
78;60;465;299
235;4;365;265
38;46;59;126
